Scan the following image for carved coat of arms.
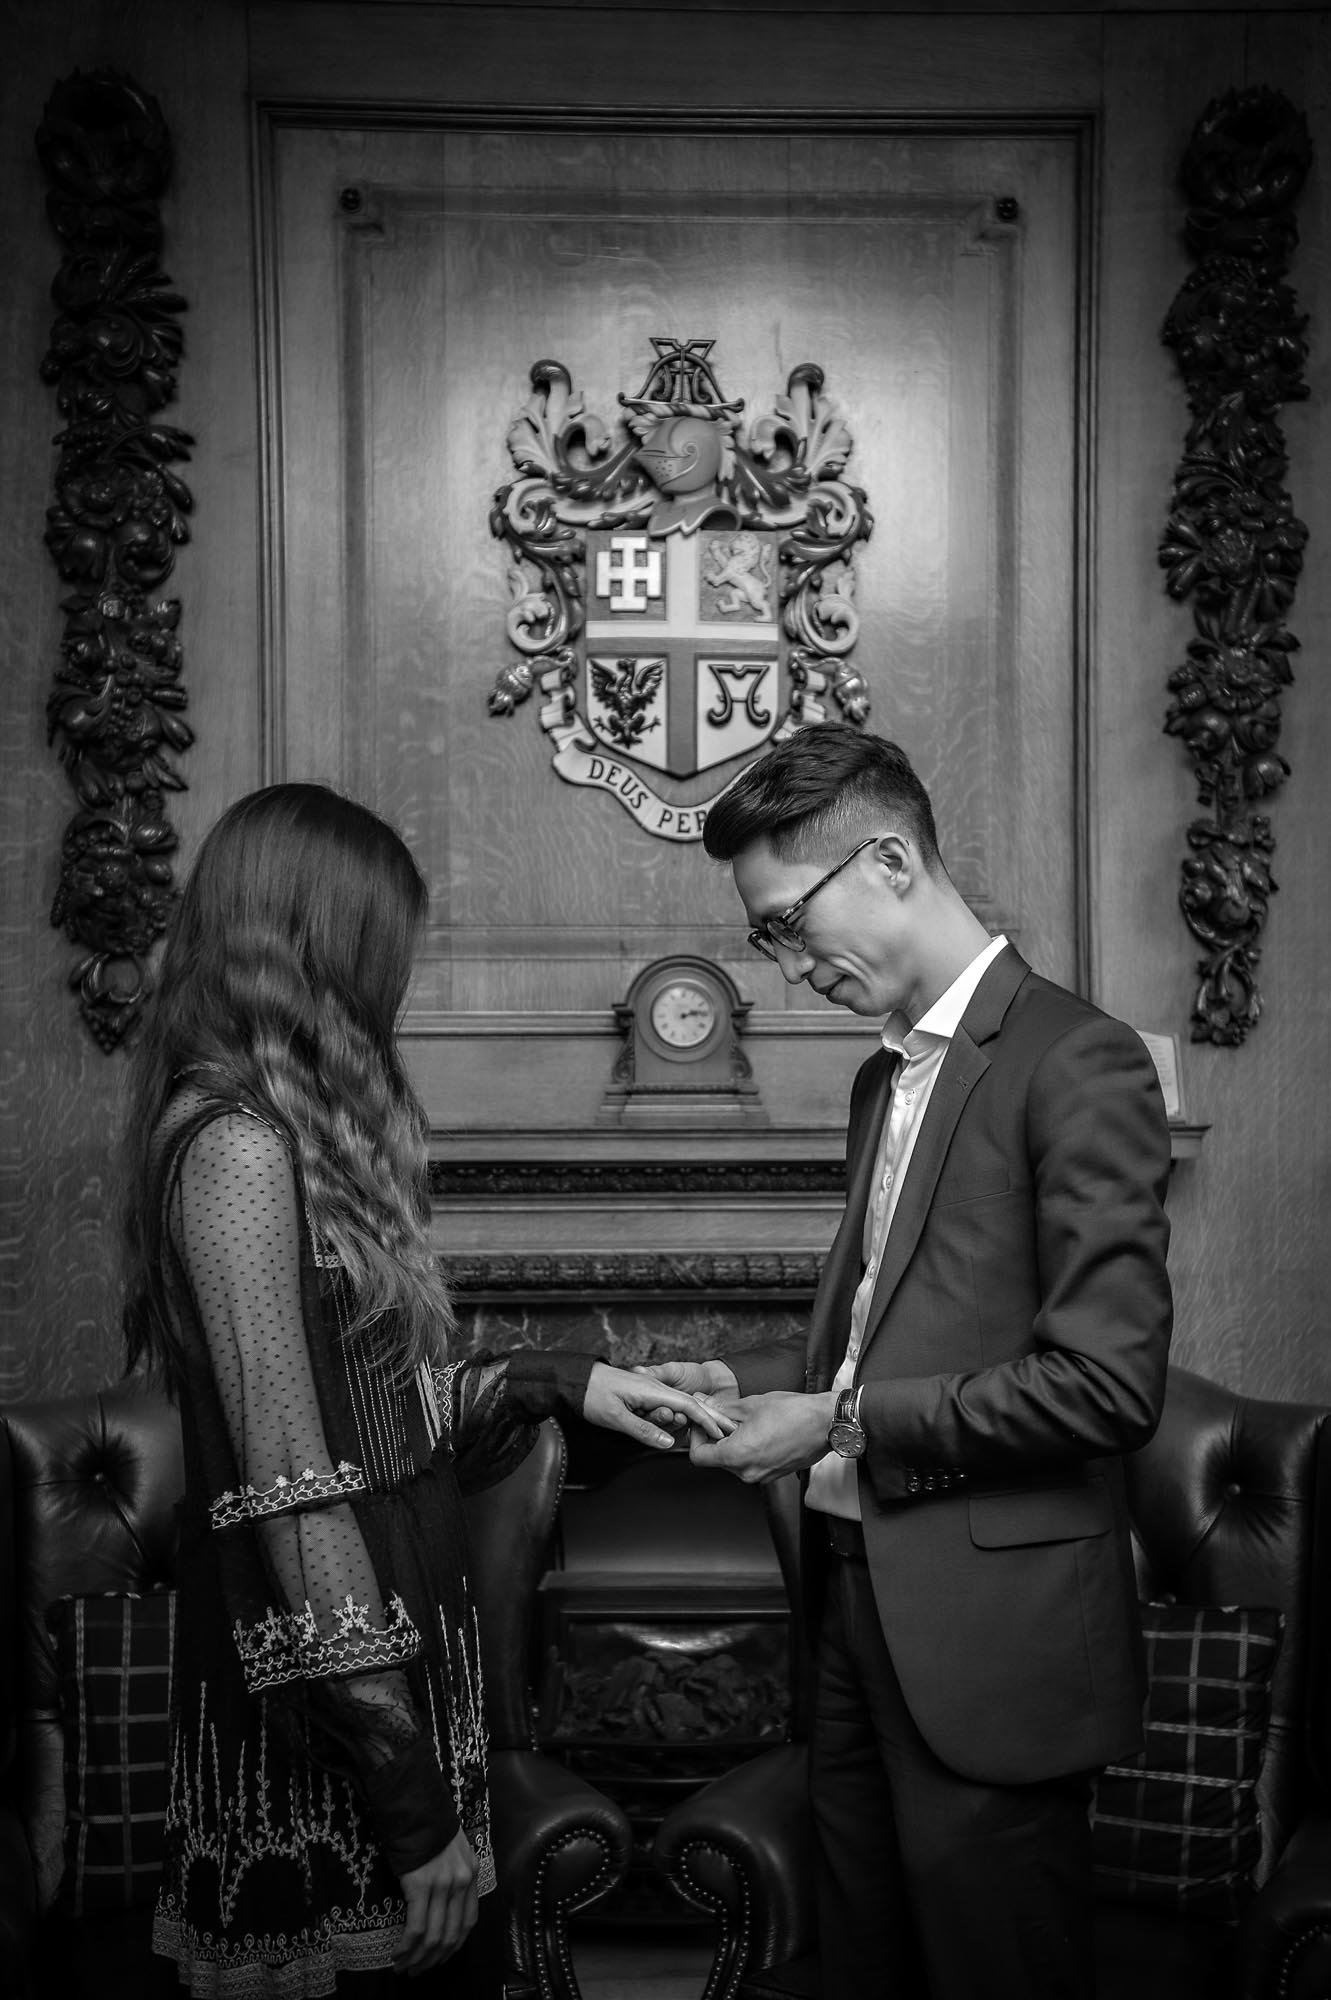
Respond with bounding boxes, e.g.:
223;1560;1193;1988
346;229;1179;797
489;338;873;841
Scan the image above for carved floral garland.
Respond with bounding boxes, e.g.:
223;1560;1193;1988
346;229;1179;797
36;71;193;1051
1160;88;1311;1045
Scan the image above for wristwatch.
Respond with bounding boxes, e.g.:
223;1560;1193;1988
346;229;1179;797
827;1384;867;1459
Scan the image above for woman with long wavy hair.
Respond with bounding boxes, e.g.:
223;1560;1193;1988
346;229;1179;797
122;784;725;1997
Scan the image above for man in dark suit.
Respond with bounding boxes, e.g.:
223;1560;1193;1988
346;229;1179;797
643;724;1173;1999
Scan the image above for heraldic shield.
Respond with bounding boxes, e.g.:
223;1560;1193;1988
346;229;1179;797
489;338;873;842
585;528;781;777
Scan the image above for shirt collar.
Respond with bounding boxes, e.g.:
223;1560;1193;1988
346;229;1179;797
881;935;1008;1059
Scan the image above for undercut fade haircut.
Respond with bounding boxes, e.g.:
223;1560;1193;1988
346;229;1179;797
702;723;941;870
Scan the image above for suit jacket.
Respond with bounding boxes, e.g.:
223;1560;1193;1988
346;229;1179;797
732;946;1173;1786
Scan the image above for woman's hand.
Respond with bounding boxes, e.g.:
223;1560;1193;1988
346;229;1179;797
394;1829;479;1976
582;1361;736;1449
630;1357;742;1435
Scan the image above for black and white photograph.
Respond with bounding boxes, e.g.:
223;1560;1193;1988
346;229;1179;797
1;5;1328;1997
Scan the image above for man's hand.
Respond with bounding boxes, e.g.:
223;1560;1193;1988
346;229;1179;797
632;1357;740;1432
395;1828;478;1974
689;1389;839;1483
583;1361;736;1449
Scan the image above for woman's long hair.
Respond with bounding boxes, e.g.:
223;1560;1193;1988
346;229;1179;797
122;783;453;1385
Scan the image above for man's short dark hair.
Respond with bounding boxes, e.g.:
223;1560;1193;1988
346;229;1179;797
702;724;941;869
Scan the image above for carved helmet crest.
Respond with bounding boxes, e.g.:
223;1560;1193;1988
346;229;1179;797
634;413;724;496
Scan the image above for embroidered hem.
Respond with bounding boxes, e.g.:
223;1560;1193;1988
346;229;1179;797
153;1895;402;1998
210;1462;368;1531
235;1592;421;1693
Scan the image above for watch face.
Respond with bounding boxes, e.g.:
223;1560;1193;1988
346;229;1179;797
828;1421;867;1460
649;980;718;1050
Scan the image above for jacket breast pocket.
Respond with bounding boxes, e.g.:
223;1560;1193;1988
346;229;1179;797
931;1166;1012;1207
968;1481;1112;1548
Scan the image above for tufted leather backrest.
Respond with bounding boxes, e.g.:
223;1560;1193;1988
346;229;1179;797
1125;1364;1331;1878
0;1381;183;1906
465;1419;565;1750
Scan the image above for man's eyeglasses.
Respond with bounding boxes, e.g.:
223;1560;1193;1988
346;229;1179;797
747;835;882;961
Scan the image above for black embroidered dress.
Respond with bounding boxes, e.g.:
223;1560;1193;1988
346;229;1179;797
149;1093;593;1997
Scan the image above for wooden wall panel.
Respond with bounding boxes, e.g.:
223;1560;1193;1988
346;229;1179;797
266;119;1085;1141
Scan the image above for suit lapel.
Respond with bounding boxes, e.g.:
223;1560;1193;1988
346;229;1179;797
855;945;1030;1366
807;1048;898;1389
844;1052;899;1236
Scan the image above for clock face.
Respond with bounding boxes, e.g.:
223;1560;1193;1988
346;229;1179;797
649;980;718;1051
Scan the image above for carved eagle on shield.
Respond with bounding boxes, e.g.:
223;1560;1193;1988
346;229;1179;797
589;658;665;751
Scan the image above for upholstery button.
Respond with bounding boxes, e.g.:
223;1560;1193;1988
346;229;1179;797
1224;1481;1242;1499
93;1471;107;1484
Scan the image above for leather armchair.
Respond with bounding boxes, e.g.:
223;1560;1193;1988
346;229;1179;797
653;1365;1331;2000
0;1382;631;2000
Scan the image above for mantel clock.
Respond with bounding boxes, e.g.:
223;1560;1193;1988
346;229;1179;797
599;956;767;1127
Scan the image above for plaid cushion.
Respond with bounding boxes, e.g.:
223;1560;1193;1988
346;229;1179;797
49;1589;177;1916
1092;1601;1283;1920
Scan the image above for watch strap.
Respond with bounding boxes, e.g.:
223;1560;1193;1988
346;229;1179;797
835;1385;864;1427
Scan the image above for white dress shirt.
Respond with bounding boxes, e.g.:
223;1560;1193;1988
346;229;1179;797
805;935;1009;1521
